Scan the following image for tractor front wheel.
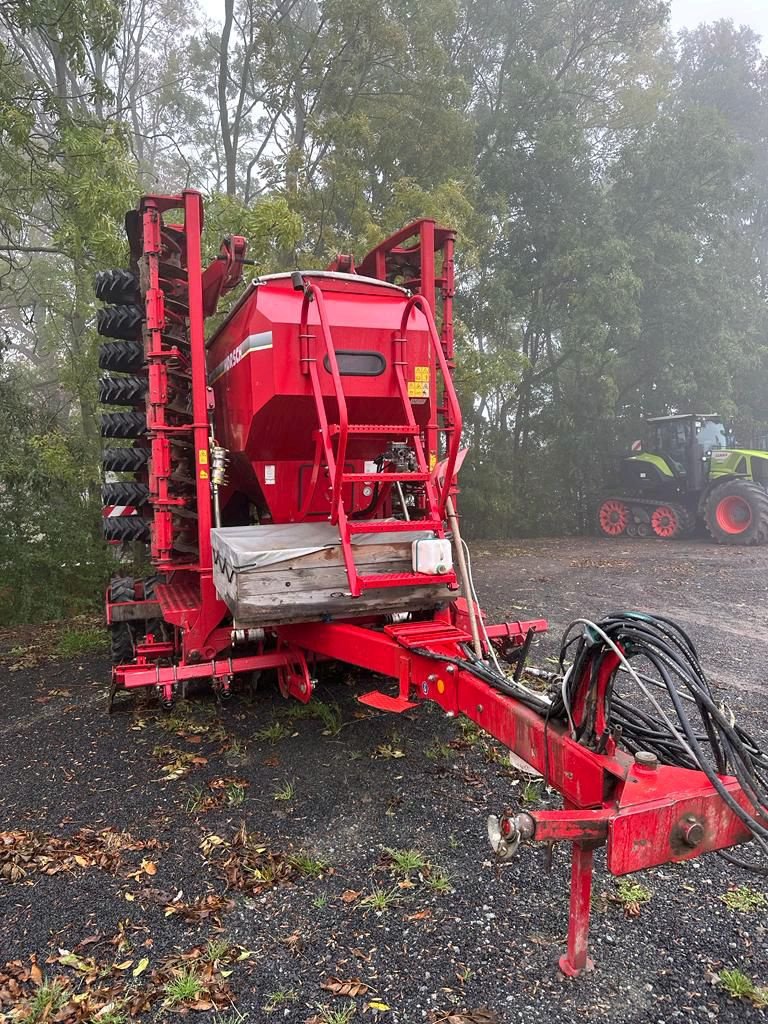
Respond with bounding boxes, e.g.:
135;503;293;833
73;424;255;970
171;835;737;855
597;499;630;537
704;479;768;546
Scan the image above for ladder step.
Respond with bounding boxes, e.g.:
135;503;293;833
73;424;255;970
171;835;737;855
347;519;442;534
358;690;418;713
330;424;419;436
343;472;430;483
357;571;456;590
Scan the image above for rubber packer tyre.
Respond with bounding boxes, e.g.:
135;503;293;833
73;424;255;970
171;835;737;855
103;516;150;543
110;576;135;603
96;304;143;341
705;479;768;546
102;445;150;473
102;481;149;508
94;268;139;305
110;622;134;666
99;339;144;374
99;374;147;406
101;410;147;438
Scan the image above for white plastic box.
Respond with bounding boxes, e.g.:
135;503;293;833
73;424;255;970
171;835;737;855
412;537;453;576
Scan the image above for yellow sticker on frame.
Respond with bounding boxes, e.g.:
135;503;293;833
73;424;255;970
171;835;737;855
408;380;429;398
414;365;430;382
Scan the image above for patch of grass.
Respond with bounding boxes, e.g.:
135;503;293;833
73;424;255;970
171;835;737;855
718;968;768;1007
213;1011;249;1024
426;740;453;761
614;878;652;916
92;1010;128;1024
284;699;343;736
315;1002;356;1023
264;988;298;1012
273;779;296;802
312;893;329;909
164;968;202;1005
359;885;401;912
383;847;427;876
205;937;230;963
29;981;67;1022
225;782;247;807
255;721;291;744
720;886;768;912
426;867;453;894
459;719;482;745
56;627;108;656
521;780;543;804
288;851;330;878
185;784;206;814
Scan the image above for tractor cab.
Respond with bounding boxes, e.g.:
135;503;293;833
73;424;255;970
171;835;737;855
625;414;726;495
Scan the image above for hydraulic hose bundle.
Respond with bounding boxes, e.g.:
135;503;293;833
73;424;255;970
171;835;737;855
405;608;768;872
553;612;768;872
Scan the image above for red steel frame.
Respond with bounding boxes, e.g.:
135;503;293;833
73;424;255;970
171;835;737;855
105;192;760;975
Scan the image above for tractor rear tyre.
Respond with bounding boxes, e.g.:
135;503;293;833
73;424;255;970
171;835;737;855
110;576;135;603
597;499;630;537
704;479;768;546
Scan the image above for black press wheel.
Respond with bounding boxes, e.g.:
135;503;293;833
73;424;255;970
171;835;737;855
704;479;768;546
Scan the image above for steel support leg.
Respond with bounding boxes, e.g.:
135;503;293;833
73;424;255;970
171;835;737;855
559;842;596;977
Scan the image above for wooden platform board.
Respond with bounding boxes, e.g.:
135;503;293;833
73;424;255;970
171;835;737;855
211;523;457;626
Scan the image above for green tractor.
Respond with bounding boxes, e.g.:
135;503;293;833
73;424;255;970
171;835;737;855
597;413;768;544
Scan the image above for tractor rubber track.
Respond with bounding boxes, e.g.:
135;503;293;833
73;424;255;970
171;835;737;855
101;410;147;439
94;269;139;305
102;481;150;508
99;374;147;406
99;339;145;373
103;515;150;543
601;497;693;539
97;304;144;341
102;445;150;473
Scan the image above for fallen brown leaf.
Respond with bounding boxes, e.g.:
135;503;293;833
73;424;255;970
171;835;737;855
340;889;361;903
320;976;369;998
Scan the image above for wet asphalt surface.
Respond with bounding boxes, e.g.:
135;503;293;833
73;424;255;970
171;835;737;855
0;537;767;1022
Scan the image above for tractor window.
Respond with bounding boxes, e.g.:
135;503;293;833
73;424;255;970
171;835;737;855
654;421;690;461
696;420;727;450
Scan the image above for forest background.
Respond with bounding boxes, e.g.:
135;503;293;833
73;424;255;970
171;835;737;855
2;0;768;621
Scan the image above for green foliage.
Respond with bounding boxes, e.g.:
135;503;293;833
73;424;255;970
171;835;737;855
719;886;768;913
718;968;768;1007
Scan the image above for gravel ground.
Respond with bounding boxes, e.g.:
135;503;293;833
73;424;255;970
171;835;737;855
1;537;767;1023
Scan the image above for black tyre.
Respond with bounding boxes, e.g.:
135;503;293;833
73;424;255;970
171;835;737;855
99;339;144;373
103;516;151;543
101;410;147;438
102;445;150;473
704;479;768;546
97;304;143;341
95;269;139;305
102;481;149;508
110;622;134;666
99;374;147;407
110;576;135;603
